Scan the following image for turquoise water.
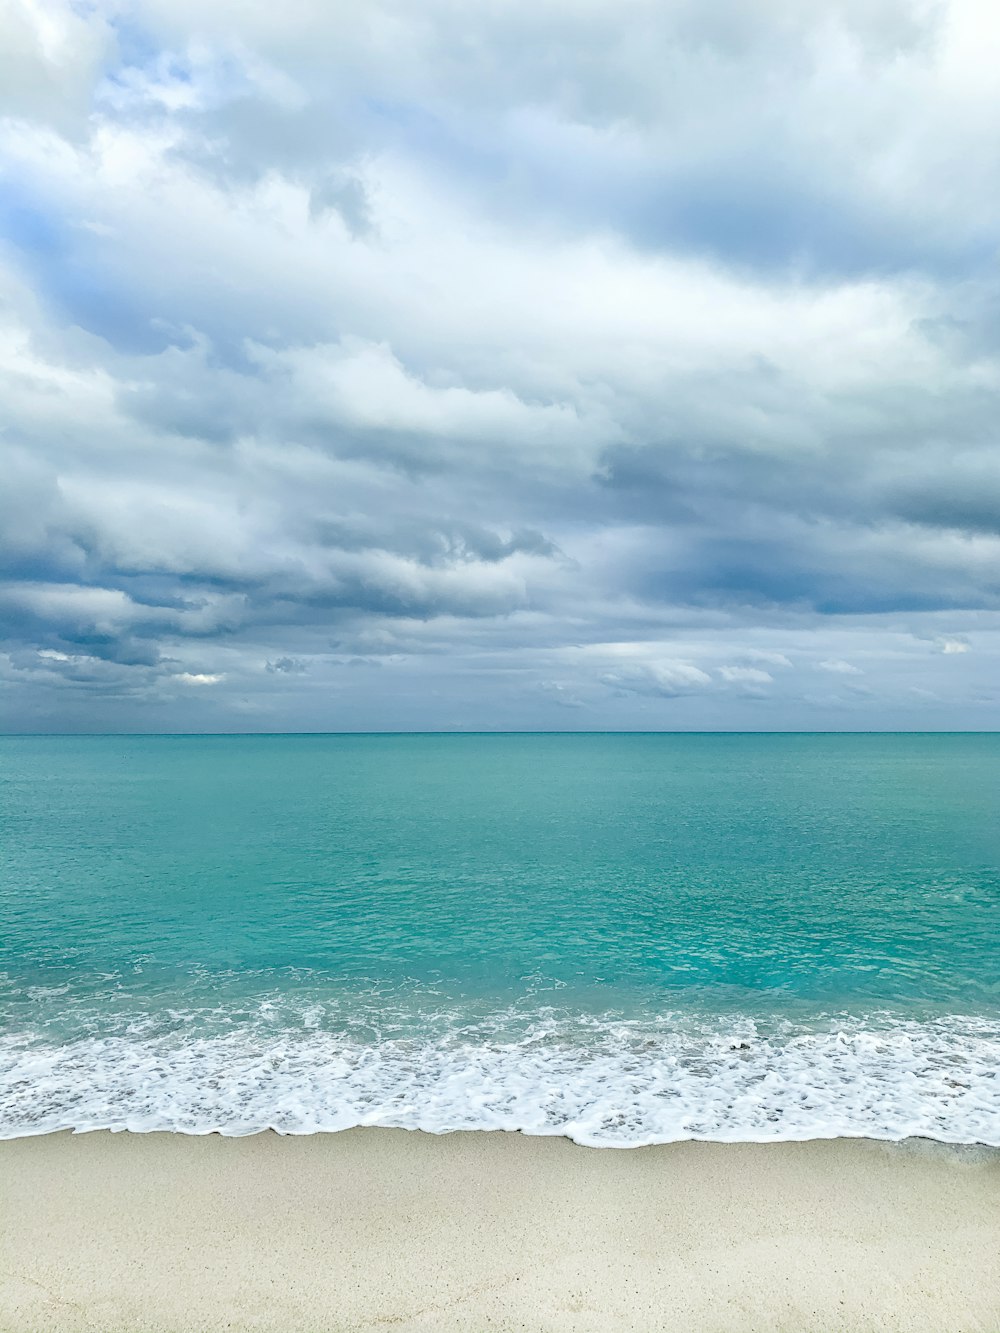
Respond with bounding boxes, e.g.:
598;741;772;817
1;734;998;1143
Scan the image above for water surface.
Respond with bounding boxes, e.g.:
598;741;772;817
2;734;997;1143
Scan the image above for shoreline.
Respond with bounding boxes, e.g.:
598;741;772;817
2;1129;998;1331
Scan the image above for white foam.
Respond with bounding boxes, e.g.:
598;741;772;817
1;1012;997;1145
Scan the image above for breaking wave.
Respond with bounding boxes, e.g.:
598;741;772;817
2;1002;997;1146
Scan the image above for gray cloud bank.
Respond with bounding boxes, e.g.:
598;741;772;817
1;0;999;731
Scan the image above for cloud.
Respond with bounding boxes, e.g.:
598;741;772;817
602;661;713;698
1;0;999;730
741;651;793;668
718;666;773;684
266;656;307;674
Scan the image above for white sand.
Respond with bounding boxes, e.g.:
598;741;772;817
1;1130;998;1331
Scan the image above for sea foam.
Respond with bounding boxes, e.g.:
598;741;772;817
1;1010;997;1145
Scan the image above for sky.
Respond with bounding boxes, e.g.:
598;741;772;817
1;0;999;732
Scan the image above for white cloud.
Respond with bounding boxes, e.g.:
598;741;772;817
0;582;140;630
718;666;773;683
741;650;793;668
0;0;114;130
602;660;712;698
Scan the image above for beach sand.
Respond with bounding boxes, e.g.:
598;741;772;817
1;1130;997;1332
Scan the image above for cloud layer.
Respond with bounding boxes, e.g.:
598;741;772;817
2;0;999;730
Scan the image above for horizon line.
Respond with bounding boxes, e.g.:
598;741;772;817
2;729;999;739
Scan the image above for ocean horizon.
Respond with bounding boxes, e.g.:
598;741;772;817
2;732;998;1146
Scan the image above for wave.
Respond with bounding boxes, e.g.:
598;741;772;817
1;1009;997;1145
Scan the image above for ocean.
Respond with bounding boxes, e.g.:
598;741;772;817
1;733;997;1145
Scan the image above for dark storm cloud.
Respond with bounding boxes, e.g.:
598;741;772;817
1;0;999;730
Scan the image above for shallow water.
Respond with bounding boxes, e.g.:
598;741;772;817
1;733;998;1143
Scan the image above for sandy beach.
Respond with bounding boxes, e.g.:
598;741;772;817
0;1130;997;1332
